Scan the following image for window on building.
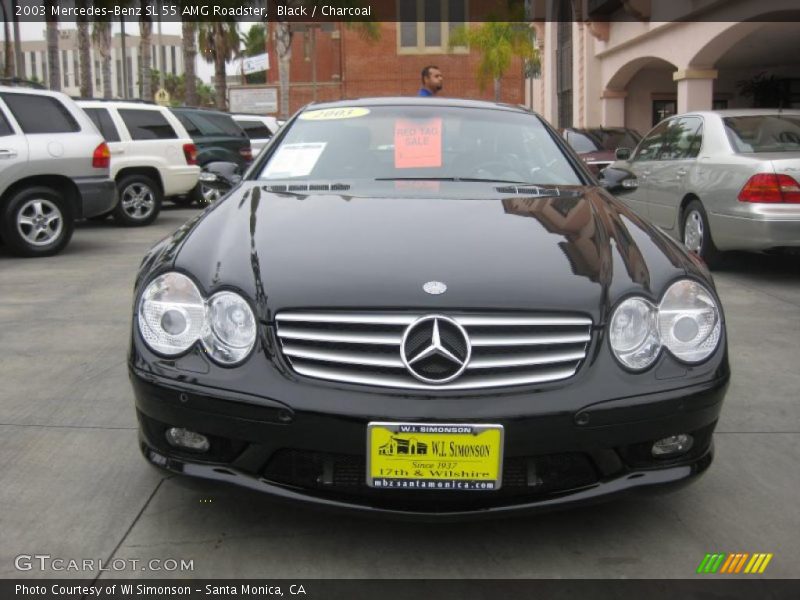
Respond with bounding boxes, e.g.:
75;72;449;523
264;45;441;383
127;56;134;98
62;50;69;88
116;59;122;96
73;50;80;89
95;59;101;89
712;99;728;110
652;100;676;126
41;52;48;86
84;107;121;142
0;93;80;134
398;0;467;53
119;108;177;140
29;52;37;80
170;46;177;75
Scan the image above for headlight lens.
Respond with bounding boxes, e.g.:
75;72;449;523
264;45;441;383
138;273;205;355
658;280;721;363
202;292;257;364
609;297;661;370
137;273;257;365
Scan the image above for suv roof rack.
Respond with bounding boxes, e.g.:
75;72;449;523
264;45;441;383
0;77;46;90
72;97;157;105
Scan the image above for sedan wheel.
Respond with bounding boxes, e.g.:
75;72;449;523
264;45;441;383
114;175;162;227
683;209;704;254
682;199;721;268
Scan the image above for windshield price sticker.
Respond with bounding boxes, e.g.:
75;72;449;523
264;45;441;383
367;422;504;490
394;118;443;169
299;107;370;121
263;142;327;178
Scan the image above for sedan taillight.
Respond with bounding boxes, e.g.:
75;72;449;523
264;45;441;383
738;173;800;204
92;142;110;169
239;146;253;162
183;143;198;165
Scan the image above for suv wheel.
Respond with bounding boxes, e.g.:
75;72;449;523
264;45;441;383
682;199;721;268
114;175;162;226
1;186;74;257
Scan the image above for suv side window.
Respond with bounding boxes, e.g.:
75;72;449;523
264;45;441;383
175;112;201;136
0;93;80;134
118;109;178;140
0;108;14;136
238;120;273;139
187;112;245;137
632;120;669;162
660;117;703;160
84;107;121;142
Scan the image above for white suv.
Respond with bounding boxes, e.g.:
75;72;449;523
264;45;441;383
78;101;200;225
232;114;279;155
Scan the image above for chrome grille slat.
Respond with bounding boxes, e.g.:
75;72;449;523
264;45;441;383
275;311;592;390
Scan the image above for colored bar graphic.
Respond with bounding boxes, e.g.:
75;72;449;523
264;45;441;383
735;553;750;573
698;552;773;574
711;553;726;573
720;554;736;574
697;554;713;574
758;554;773;573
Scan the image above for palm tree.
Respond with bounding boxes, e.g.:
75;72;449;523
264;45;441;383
198;21;240;110
92;20;113;98
44;0;60;90
138;0;153;100
76;0;92;97
1;2;13;78
449;21;539;101
180;6;198;106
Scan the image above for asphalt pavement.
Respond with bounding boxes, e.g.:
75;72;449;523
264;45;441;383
1;206;798;580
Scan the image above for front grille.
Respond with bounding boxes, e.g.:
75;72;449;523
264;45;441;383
275;311;593;390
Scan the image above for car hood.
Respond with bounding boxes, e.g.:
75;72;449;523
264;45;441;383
170;183;691;324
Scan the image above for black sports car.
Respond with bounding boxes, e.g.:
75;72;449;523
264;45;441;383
129;98;729;518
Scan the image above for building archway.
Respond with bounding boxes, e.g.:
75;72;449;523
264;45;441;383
602;57;677;134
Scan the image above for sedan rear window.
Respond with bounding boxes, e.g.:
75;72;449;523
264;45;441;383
724;115;800;153
118;109;177;140
238;120;273;139
1;93;80;134
257;105;582;185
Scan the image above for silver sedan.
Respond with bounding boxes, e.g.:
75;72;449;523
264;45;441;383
610;109;800;266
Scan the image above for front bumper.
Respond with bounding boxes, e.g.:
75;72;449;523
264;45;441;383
74;177;117;218
131;368;728;519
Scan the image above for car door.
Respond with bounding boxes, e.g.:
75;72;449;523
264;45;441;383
646;116;703;231
115;107;181;168
623;120;670;219
0;98;29;194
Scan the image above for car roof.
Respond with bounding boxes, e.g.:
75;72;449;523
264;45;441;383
171;106;230;116
0;85;68;98
678;109;800;119
301;96;533;115
77;99;166;110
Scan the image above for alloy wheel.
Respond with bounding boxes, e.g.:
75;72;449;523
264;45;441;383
683;209;704;254
121;183;156;220
16;198;64;247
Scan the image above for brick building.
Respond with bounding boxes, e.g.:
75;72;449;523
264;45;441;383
265;17;526;115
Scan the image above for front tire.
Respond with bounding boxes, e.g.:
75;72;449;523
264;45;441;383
114;175;162;227
192;182;222;206
1;186;73;257
682;199;721;268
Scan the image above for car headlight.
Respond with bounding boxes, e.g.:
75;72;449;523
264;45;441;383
658;280;721;363
609;297;661;370
202;291;257;365
137;272;257;365
609;279;722;370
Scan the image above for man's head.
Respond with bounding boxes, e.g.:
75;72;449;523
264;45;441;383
421;66;443;95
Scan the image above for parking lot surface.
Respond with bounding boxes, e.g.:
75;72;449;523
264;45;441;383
1;206;798;579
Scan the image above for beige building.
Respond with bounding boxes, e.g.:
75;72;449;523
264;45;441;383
20;29;183;99
528;0;800;135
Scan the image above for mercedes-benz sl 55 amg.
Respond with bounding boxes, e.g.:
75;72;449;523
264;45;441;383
129;98;729;518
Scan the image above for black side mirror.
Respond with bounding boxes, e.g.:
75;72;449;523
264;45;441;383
615;147;632;161
599;166;638;195
200;161;242;189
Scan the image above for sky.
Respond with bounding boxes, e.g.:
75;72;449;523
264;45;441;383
13;20;259;83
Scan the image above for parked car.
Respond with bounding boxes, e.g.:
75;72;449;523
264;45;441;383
562;127;641;175
169;107;252;205
130;98;729;518
79;100;200;226
0;84;115;256
610;109;800;266
232;114;279;154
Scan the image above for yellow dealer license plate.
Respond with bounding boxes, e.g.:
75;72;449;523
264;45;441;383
367;422;504;491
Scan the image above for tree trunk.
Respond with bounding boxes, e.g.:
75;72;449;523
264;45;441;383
45;3;60;91
94;21;113;99
493;78;501;102
12;0;24;78
213;23;227;110
1;2;12;78
77;1;91;97
139;3;152;101
275;22;292;118
182;20;197;106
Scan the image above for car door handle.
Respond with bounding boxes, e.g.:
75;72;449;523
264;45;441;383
676;168;688;177
109;148;125;155
0;148;17;159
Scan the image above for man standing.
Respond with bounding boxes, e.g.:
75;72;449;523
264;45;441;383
418;66;443;97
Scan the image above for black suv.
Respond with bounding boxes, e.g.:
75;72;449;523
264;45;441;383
169;107;252;204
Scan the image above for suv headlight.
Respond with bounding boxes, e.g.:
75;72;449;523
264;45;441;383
137;272;257;365
609;280;722;370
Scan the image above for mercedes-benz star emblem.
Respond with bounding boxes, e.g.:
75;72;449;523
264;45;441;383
423;281;447;295
400;315;471;384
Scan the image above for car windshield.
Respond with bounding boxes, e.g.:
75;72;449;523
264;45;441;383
586;128;641;151
256;105;582;185
724;115;800;153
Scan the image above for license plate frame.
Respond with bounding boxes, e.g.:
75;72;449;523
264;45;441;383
366;422;504;491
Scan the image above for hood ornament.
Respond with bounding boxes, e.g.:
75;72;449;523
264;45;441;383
423;281;447;295
400;315;471;384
